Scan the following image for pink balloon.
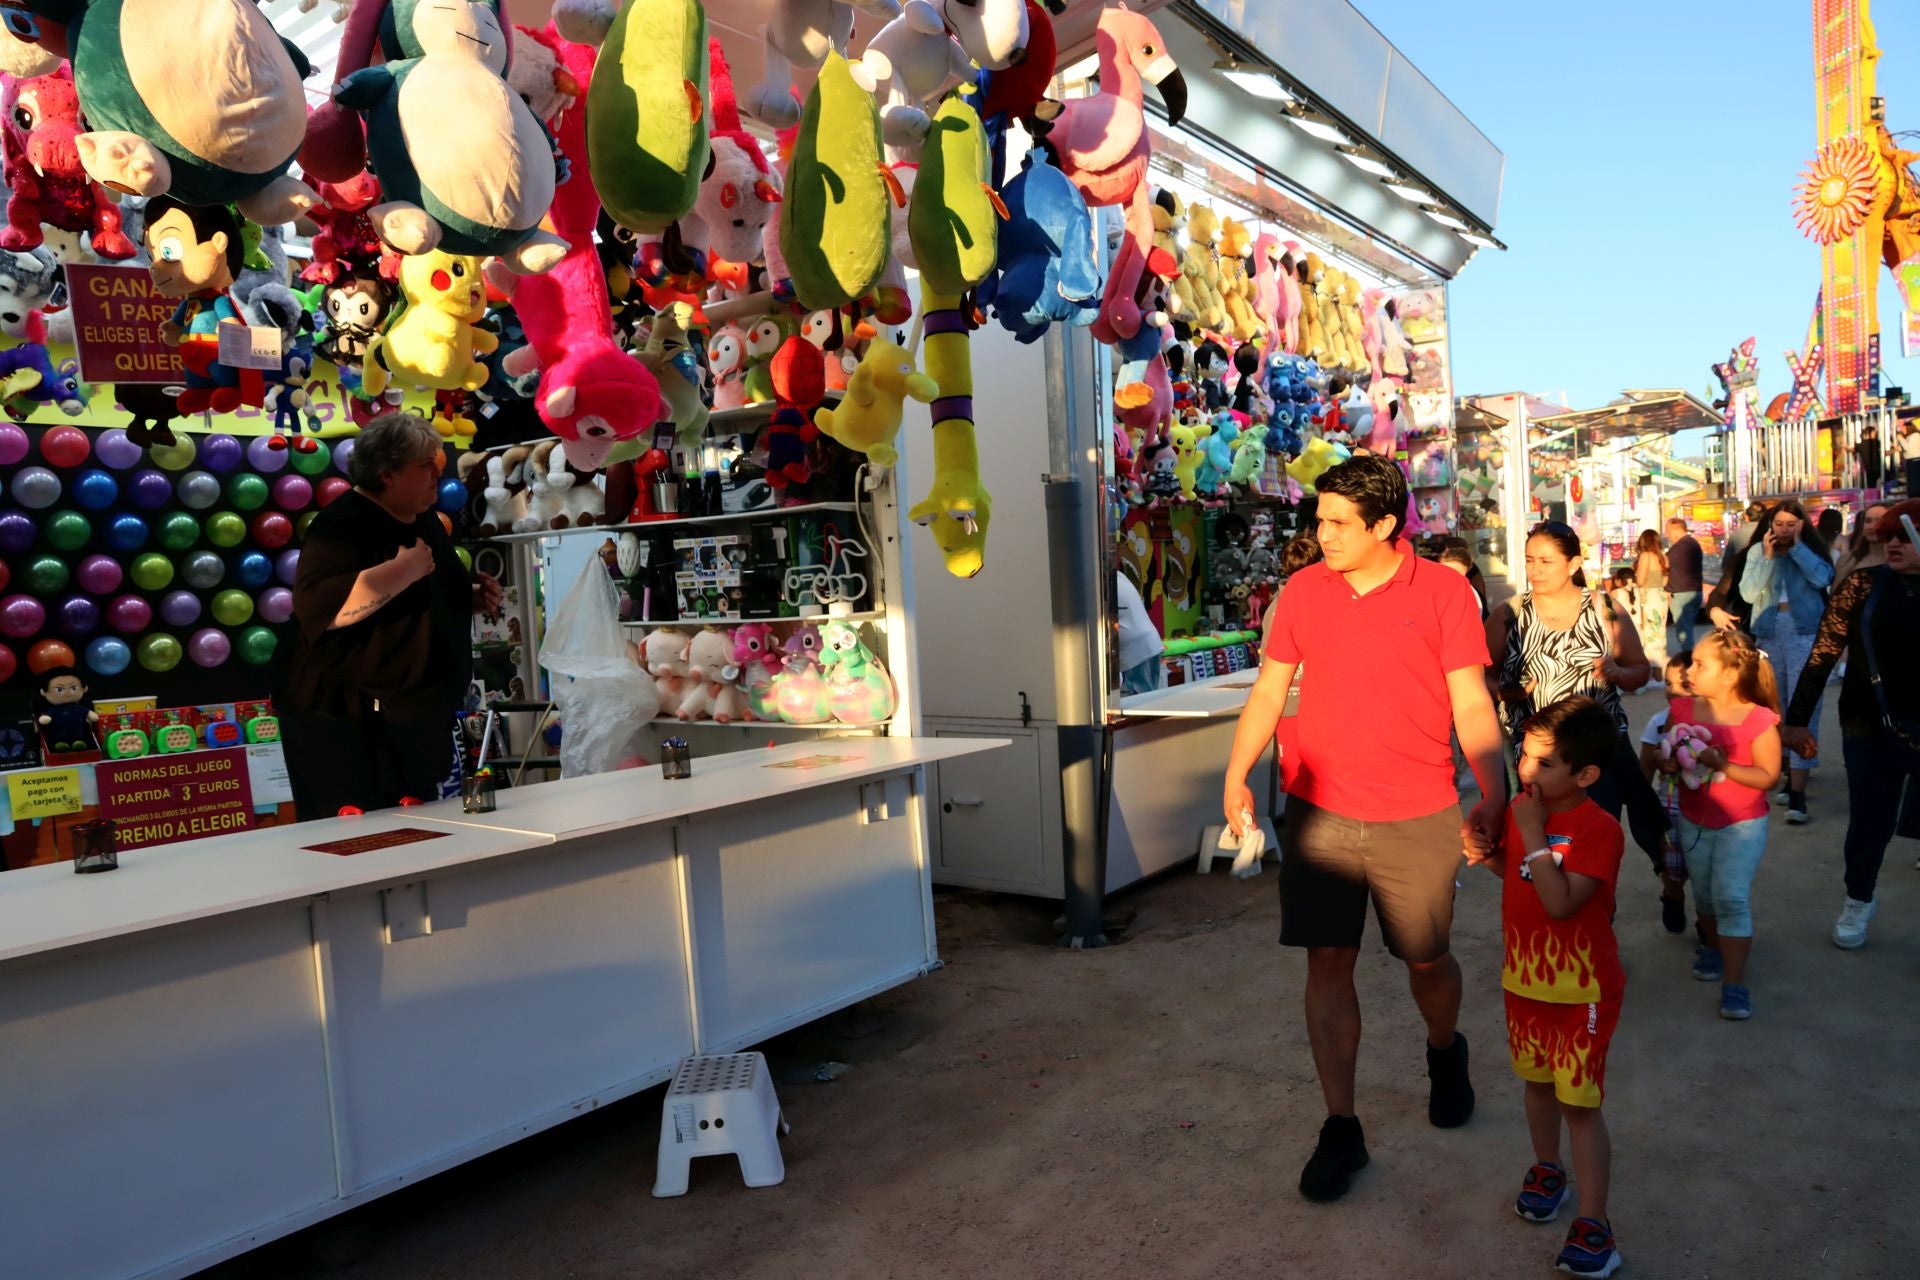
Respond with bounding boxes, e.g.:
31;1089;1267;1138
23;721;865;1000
106;594;153;634
271;474;313;511
0;593;45;639
75;555;124;595
186;628;232;668
0;422;27;466
257;587;295;625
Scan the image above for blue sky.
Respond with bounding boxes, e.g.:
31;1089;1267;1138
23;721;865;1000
1359;0;1920;420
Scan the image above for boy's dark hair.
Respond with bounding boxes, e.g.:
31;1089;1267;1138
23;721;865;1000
1281;533;1323;577
1521;696;1618;774
1666;648;1692;675
1436;544;1474;572
1315;453;1408;541
143;195;246;277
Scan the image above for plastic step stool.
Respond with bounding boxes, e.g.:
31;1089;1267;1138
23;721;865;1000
653;1052;790;1197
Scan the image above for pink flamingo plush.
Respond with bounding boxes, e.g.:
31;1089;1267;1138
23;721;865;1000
1040;4;1186;346
486;24;661;471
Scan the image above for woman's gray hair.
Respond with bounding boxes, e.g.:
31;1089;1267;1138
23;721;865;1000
349;412;444;491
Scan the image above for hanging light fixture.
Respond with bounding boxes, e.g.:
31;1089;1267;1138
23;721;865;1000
1383;181;1438;204
1339;149;1396;179
1460;230;1504;250
1286;114;1351;146
1425;209;1469;231
1218;66;1294;102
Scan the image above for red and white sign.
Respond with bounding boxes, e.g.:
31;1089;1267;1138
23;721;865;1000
64;263;185;386
96;748;255;850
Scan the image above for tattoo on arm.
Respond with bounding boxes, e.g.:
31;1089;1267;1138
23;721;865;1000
330;592;394;630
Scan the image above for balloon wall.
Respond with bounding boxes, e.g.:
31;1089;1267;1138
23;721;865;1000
0;424;343;699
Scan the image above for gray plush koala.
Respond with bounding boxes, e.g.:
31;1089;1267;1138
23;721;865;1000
0;247;62;339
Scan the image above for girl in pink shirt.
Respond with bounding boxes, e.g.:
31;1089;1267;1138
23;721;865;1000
1659;631;1784;1021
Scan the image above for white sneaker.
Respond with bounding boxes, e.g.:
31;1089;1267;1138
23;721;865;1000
1832;897;1876;950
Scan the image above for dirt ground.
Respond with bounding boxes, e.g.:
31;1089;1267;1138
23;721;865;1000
201;695;1914;1280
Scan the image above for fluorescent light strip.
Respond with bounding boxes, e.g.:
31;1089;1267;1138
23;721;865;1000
1341;151;1396;179
1219;67;1294;102
1287;115;1351;146
1425;209;1469;231
1383;181;1437;204
1460;231;1501;249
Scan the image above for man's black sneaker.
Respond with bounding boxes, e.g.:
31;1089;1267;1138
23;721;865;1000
1427;1032;1475;1128
1299;1114;1369;1202
1660;894;1686;934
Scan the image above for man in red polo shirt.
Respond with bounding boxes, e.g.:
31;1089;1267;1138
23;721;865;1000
1223;454;1508;1203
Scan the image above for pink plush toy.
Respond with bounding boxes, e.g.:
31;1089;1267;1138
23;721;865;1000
732;623;782;721
1250;232;1283;363
488;24;661;472
685;37;782;270
708;322;750;410
643;626;692;719
771;622;832;724
1660;722;1723;790
1042;5;1187;345
683;627;749;723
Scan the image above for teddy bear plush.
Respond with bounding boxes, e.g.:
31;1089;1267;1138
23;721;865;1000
1295;253;1327;362
1181;203;1226;332
1216;217;1260;343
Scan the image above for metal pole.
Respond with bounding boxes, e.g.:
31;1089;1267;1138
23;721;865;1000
1043;314;1108;947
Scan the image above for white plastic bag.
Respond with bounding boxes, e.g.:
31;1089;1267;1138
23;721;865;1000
538;556;659;778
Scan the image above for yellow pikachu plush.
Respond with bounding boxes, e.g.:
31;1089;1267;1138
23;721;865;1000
1170;418;1212;501
362;250;497;396
814;337;938;469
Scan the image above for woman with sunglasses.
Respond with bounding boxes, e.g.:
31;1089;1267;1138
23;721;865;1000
1488;523;1669;909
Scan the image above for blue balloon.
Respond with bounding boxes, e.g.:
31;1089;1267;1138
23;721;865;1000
436;477;468;513
233;550;274;589
73;468;119;511
105;512;150;554
85;635;132;676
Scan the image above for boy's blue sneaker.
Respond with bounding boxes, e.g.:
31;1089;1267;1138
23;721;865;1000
1690;946;1722;981
1514;1161;1569;1222
1556;1216;1623;1277
1720;983;1752;1020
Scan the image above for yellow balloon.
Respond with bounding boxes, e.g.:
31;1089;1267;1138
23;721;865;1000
149;435;198;471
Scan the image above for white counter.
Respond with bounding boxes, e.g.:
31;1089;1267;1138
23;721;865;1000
0;736;1004;1280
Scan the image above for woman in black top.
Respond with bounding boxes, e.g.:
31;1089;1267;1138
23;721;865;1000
1783;498;1920;948
272;412;502;819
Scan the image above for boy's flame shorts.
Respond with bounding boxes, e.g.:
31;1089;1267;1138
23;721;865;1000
1505;990;1620;1108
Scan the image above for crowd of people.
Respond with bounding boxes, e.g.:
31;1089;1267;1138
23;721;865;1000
1221;452;1920;1278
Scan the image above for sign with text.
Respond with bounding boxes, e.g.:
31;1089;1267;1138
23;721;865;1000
5;767;82;821
96;748;255;850
65;263;185;386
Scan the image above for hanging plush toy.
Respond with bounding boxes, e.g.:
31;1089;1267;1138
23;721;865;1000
637;300;709;448
0;63;134;259
14;1;316;224
1038;4;1186;344
333;1;566;273
813;336;937;470
764;333;824;495
1169;419;1209;501
781;51;893;312
973;0;1055;188
907;96;1000;297
708;321;750;410
1217;217;1260;343
685;37;781;269
315;269;395;378
143;196;263;416
361;250;497;397
984;147;1100;343
301;171;398;285
860;1;970;151
488;23;662;472
742;0;903;128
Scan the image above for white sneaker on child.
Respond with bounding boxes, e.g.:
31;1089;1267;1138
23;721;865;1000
1832;897;1876;950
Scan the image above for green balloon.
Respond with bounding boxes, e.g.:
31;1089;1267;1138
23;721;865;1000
45;510;91;552
211;589;254;626
129;552;174;591
137;632;182;672
225;472;269;511
296;511;318;539
23;554;70;596
455;546;472;571
290;440;332;475
158;511;202;551
206;511;247;548
236;625;278;666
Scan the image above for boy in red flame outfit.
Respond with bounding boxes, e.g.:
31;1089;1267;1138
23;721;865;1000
1468;695;1625;1277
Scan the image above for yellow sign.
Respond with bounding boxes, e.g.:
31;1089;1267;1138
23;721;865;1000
6;768;84;821
94;697;158;716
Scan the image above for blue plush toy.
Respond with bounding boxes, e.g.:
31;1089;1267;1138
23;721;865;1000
984;148;1102;344
1200;409;1239;494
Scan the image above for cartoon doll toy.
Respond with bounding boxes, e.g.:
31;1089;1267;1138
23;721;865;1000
143;195;262;415
36;666;100;755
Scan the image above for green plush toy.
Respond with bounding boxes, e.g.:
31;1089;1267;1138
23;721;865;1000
780;52;891;313
908;97;1001;297
588;0;710;235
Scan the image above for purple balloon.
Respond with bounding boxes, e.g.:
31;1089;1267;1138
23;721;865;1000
186;628;232;668
128;467;174;510
246;435;291;474
274;547;301;585
0;511;34;555
271;473;313;511
75;555;124;595
159;590;203;628
199;433;244;474
332;437;356;476
55;594;101;638
0;593;46;639
95;428;145;470
106;594;153;634
0;421;27;466
256;586;294;624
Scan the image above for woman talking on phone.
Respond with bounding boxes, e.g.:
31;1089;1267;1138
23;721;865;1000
1739;500;1833;824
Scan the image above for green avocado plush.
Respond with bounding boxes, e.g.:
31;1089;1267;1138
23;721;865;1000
909;96;1000;297
780;51;892;312
588;0;710;235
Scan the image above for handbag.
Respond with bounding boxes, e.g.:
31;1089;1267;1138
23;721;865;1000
1859;566;1920;769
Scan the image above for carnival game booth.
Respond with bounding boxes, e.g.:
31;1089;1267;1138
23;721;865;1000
909;0;1504;938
